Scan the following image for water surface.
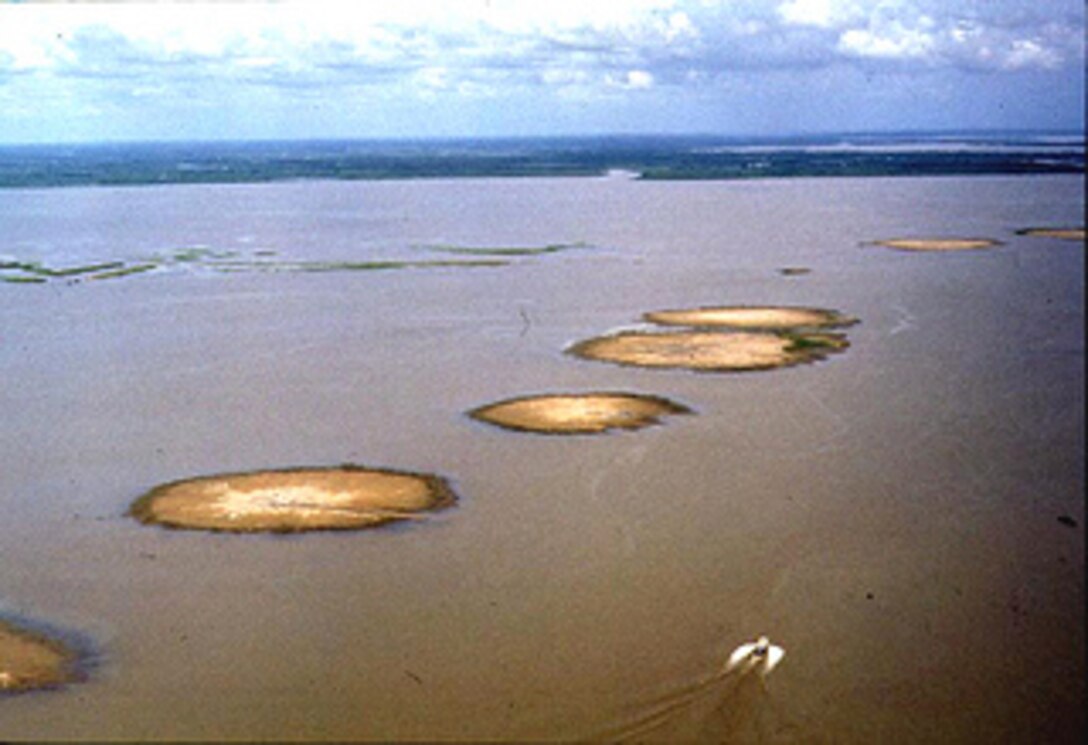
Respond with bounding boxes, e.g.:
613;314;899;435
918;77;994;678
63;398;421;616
0;175;1083;741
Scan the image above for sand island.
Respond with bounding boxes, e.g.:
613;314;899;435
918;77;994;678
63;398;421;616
870;237;1001;251
468;392;692;434
128;466;457;533
643;305;856;330
0;619;83;694
1015;227;1086;241
567;329;848;372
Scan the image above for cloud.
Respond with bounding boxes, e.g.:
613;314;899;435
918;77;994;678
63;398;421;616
837;16;938;62
0;1;1082;141
3;1;1079;88
778;0;857;29
832;9;1079;71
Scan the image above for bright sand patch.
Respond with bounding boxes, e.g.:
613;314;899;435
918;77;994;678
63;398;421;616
1016;228;1086;241
0;620;81;693
872;238;1000;251
644;305;856;330
468;392;692;434
567;330;848;372
128;466;457;533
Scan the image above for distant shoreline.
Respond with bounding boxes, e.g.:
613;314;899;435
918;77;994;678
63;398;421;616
0;132;1082;189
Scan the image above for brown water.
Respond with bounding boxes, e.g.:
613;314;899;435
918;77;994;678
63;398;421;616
0;175;1083;741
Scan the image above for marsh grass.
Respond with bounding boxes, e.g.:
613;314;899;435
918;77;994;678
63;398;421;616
204;258;509;273
421;242;588;257
1;274;48;284
88;263;159;281
3;261;127;278
782;332;849;351
1;249;511;286
167;247;240;263
2;260;130;284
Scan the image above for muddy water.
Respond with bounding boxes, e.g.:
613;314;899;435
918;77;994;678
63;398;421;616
0;175;1083;741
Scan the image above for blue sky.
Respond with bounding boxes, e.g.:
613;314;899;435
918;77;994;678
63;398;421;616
0;0;1083;144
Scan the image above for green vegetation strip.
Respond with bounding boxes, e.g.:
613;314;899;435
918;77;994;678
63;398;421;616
2;237;590;286
1;275;48;284
206;259;509;273
1;249;514;285
423;242;588;257
89;263;159;281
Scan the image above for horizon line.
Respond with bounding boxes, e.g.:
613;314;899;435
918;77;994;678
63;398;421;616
1;127;1084;149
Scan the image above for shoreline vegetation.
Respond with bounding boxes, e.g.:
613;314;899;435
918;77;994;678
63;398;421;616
0;133;1082;189
0;244;586;285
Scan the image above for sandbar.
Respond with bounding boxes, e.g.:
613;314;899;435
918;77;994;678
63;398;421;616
871;238;1000;251
644;305;856;330
128;466;457;533
1015;228;1086;241
567;330;848;372
0;620;81;694
468;392;692;434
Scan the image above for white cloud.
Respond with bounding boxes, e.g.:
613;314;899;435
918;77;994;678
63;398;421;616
1;0;1080;86
838;23;936;61
625;69;655;88
1003;38;1064;70
777;0;840;28
834;8;1078;70
0;0;1082;142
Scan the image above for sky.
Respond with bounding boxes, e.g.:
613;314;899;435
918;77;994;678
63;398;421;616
0;0;1083;144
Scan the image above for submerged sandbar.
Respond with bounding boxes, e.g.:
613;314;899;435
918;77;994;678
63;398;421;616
468;392;692;434
644;305;856;330
0;619;82;694
871;237;1000;252
568;330;848;372
128;466;457;533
